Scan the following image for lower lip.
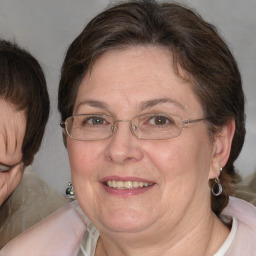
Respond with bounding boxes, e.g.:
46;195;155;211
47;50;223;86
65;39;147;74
102;183;155;196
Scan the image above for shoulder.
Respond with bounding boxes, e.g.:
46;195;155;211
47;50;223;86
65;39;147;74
1;201;89;256
0;170;68;248
223;196;256;228
222;197;256;255
234;172;256;206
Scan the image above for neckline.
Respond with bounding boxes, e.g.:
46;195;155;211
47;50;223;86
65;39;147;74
82;216;238;256
214;216;238;256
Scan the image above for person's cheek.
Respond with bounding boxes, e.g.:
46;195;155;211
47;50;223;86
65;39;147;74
0;162;24;206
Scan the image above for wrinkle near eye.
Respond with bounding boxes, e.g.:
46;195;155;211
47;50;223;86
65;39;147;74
0;126;22;159
0;101;26;165
2;125;8;154
0;128;23;165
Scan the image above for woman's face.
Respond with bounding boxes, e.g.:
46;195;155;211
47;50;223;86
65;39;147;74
0;100;26;205
67;46;219;237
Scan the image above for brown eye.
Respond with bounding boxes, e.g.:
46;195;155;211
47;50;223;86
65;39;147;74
148;115;174;126
153;116;168;125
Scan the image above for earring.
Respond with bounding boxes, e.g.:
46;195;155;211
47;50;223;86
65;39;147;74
211;177;223;196
66;181;75;199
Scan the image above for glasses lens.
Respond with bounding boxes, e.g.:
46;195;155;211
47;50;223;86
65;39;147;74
134;114;183;140
66;114;113;141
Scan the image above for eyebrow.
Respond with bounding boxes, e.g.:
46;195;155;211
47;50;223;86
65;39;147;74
75;98;186;112
75;100;109;112
139;98;186;111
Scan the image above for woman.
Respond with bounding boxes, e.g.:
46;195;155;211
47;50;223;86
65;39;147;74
0;39;67;247
2;1;256;255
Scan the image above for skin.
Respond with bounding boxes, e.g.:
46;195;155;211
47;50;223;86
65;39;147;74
67;46;235;256
0;99;26;206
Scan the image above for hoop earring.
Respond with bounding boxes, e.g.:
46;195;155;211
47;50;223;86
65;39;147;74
66;181;75;199
211;177;223;196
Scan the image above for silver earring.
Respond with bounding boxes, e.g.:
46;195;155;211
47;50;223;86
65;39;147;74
66;181;75;199
211;177;223;196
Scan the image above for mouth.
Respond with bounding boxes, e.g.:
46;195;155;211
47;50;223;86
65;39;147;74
100;176;155;196
105;180;153;189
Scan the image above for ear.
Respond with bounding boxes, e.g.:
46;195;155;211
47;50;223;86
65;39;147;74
208;119;235;179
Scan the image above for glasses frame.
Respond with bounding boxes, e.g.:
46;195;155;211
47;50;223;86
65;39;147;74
60;113;208;141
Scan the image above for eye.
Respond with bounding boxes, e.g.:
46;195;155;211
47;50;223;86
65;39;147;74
79;115;110;127
148;115;174;126
0;164;11;172
88;116;105;125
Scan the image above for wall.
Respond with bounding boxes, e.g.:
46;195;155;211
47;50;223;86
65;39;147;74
0;0;255;194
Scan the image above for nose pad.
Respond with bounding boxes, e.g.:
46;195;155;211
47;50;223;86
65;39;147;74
131;124;137;131
111;120;137;137
105;121;143;164
112;121;139;138
131;124;138;137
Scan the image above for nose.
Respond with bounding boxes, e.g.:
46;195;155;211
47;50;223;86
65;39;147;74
104;121;143;164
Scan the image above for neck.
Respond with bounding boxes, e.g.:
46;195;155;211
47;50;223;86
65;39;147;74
95;208;230;256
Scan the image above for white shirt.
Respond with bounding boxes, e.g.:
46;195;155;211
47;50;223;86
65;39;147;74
214;217;238;256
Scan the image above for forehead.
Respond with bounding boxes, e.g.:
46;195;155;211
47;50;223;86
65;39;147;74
0;100;26;165
75;46;202;116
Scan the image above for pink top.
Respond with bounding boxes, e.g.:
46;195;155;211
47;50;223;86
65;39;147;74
222;197;256;255
1;201;88;256
1;197;255;255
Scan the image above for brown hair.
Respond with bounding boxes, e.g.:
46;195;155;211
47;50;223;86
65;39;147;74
0;40;50;165
58;0;245;214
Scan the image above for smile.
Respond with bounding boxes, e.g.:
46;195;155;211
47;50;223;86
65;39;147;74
105;180;153;189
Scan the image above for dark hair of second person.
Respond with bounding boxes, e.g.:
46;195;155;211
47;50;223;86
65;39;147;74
0;40;50;165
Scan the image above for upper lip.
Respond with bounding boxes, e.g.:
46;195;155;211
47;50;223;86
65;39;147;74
100;176;155;184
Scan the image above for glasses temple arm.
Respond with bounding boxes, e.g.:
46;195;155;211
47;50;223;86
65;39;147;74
183;117;209;125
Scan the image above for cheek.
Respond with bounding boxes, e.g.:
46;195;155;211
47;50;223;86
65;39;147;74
145;133;212;189
67;139;103;177
144;139;193;176
67;140;106;220
150;139;212;217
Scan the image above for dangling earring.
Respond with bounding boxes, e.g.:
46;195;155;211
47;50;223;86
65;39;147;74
66;181;75;199
211;167;223;196
211;177;223;196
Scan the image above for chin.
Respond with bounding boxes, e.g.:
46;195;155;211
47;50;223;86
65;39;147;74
98;208;157;234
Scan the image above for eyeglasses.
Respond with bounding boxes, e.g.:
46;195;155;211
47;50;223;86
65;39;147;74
60;113;208;141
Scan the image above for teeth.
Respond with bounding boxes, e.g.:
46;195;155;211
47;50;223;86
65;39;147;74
106;180;152;189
